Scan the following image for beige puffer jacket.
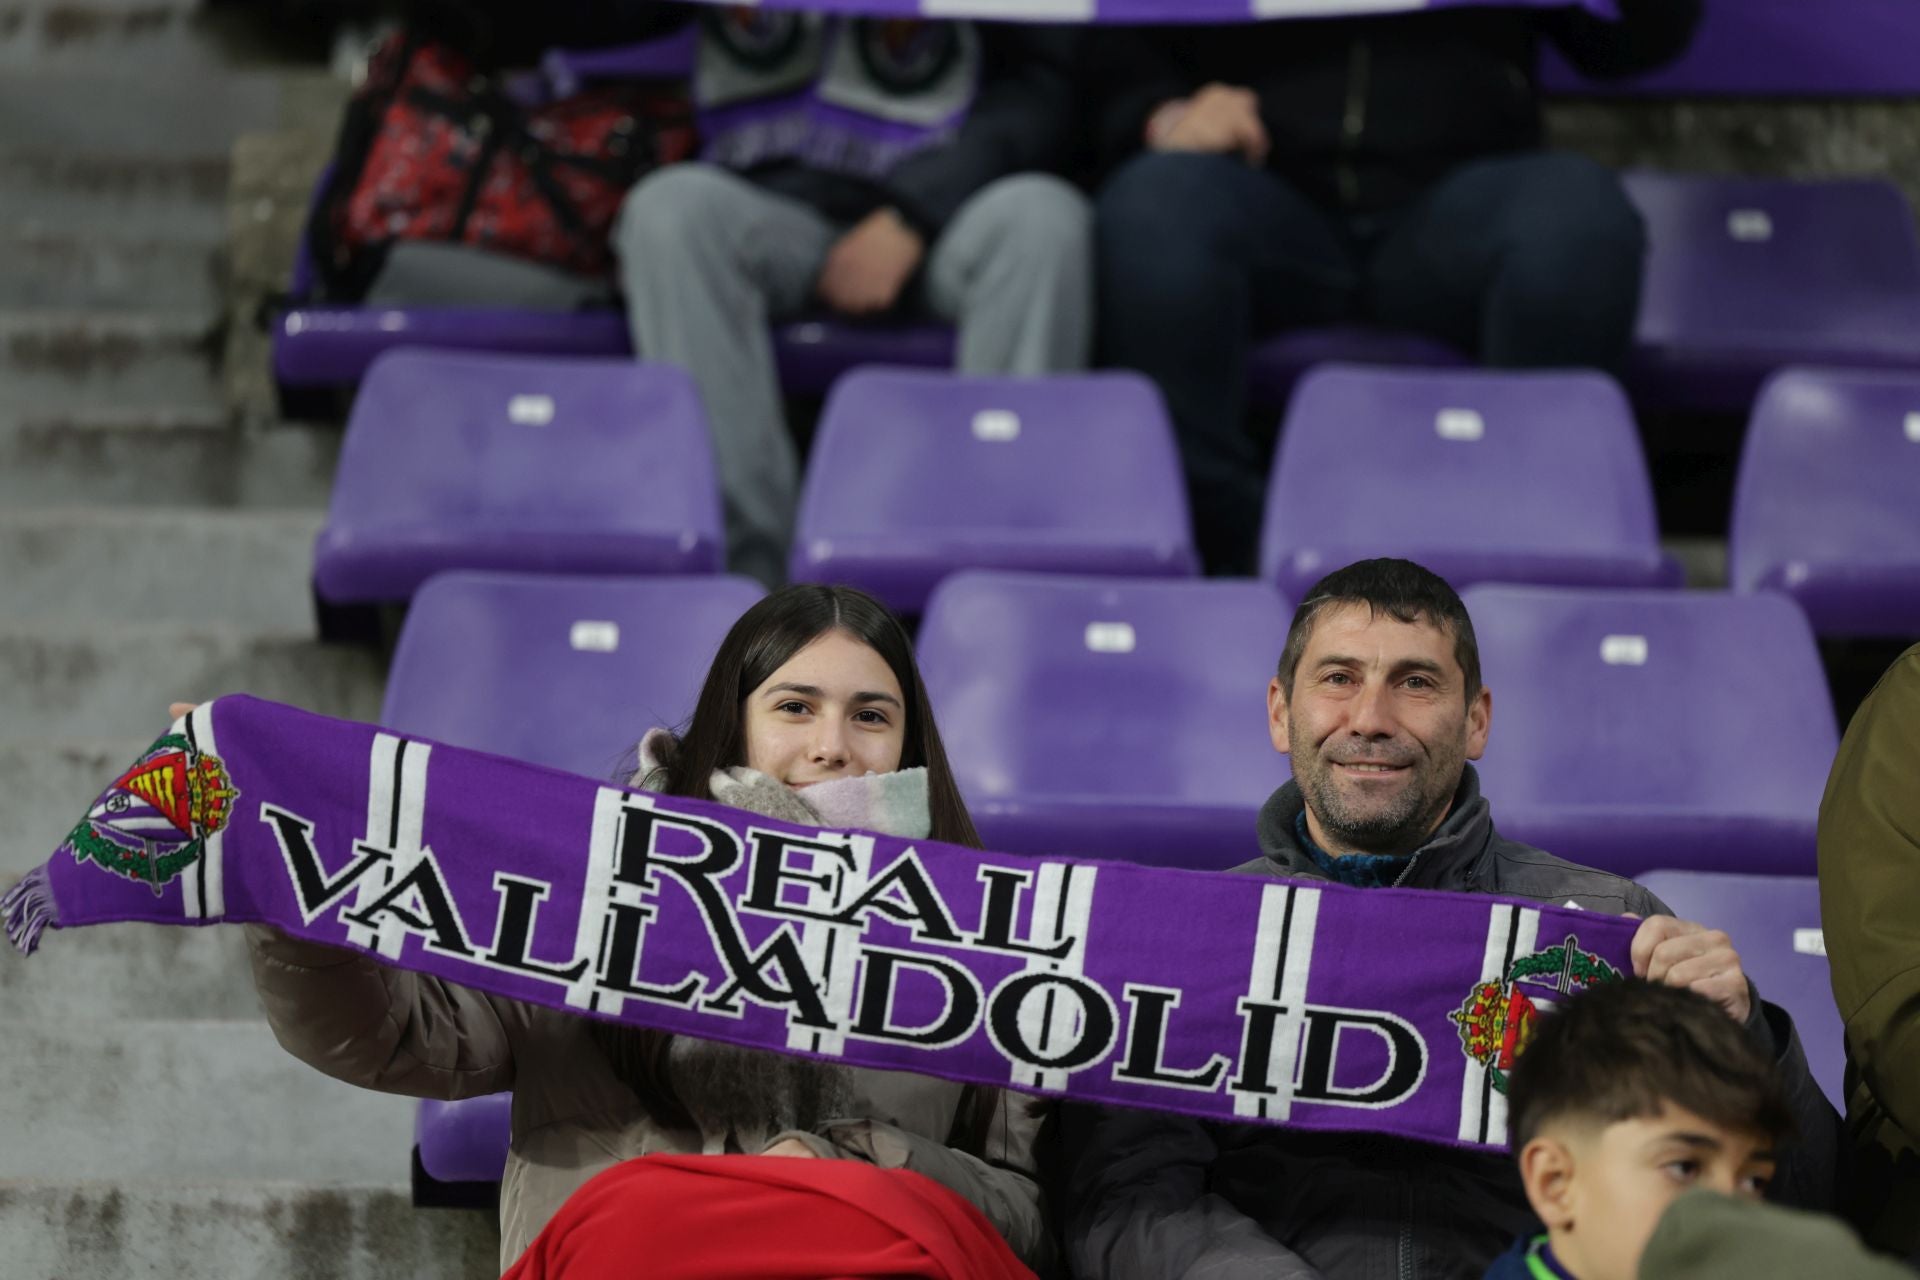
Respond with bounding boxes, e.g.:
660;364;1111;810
246;755;1052;1274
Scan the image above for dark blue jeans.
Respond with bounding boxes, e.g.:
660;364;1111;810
1095;150;1647;574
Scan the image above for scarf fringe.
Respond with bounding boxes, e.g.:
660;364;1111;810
2;865;55;956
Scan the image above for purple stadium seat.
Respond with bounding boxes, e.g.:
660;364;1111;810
1730;366;1920;638
389;570;763;1190
1623;172;1920;412
791;369;1199;613
381;570;764;779
1465;585;1836;879
313;350;724;609
917;572;1292;870
269;163;959;393
1259;366;1680;601
1635;871;1844;1108
415;1095;514;1186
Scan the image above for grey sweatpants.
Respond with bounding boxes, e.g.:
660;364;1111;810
613;163;1094;587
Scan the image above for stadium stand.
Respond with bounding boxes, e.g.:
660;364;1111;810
917;571;1291;870
1258;365;1680;600
10;0;1920;1269
791;368;1197;613
1730;366;1920;638
1635;870;1845;1107
1466;585;1836;879
312;349;724;630
1623;172;1920;412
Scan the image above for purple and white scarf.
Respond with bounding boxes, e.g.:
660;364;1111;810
5;696;1633;1151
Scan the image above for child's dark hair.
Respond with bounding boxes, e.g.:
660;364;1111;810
1507;979;1793;1150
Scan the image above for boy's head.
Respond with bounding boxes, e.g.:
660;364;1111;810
1507;979;1793;1280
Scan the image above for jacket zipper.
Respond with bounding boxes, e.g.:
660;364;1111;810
1337;39;1371;208
1398;1174;1415;1280
1390;850;1423;889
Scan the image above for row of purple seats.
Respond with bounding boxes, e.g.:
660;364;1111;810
378;568;1835;883
394;570;1839;1188
315;355;1669;621
273;173;1920;416
314;353;1920;643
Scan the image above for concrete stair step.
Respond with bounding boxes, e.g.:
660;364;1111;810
0;1019;419;1184
0;312;220;413
0;507;323;629
2;739;154;877
0;67;342;159
0;412;339;508
0;150;229;243
0;0;326;75
0;922;263;1022
0;230;220;313
0;624;385;746
0;1180;498;1280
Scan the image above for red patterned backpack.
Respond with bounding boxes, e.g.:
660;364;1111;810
309;32;695;302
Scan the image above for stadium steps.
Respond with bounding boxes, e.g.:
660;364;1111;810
0;231;222;313
0;410;339;509
0;1019;419;1184
0;1180;498;1280
0;922;262;1021
0;311;223;415
0;507;323;628
0;149;231;244
0;0;321;75
0;623;384;745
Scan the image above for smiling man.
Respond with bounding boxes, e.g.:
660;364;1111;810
1066;558;1839;1280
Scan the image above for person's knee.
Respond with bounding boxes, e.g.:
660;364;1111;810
1095;152;1250;290
962;173;1092;265
1505;154;1646;269
615;163;741;258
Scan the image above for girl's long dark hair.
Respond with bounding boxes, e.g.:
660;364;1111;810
648;583;981;848
605;585;999;1151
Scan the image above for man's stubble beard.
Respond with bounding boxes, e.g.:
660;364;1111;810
1293;726;1467;857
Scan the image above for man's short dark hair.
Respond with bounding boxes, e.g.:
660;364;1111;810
1507;979;1794;1151
1276;558;1481;701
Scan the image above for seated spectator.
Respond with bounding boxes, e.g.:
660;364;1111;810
236;585;1052;1274
1819;643;1920;1264
616;14;1091;585
1486;979;1792;1280
1066;558;1836;1280
1085;4;1701;572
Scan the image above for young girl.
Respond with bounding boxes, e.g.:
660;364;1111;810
241;585;1050;1275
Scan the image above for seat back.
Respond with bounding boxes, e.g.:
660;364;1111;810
794;369;1197;612
918;572;1290;868
1635;870;1844;1108
315;350;724;603
1625;172;1920;355
1466;586;1835;876
1260;366;1673;600
1730;366;1920;636
382;571;763;780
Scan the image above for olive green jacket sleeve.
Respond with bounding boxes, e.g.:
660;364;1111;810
1819;645;1920;1142
1639;1188;1912;1280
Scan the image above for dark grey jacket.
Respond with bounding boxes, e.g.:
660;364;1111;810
1065;766;1840;1280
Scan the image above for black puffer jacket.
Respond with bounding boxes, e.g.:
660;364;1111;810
1065;766;1839;1280
1088;0;1702;214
